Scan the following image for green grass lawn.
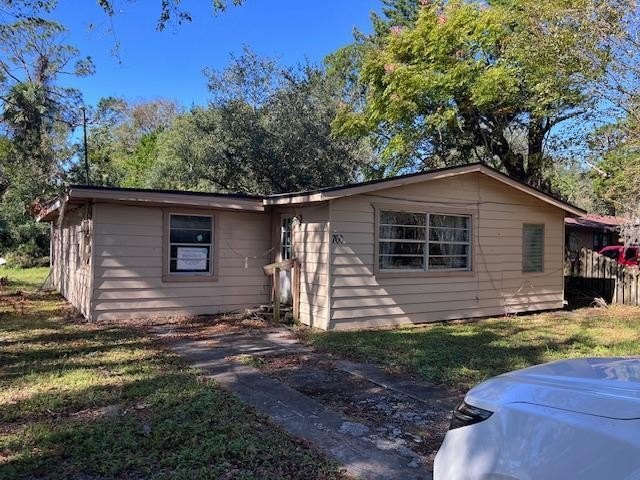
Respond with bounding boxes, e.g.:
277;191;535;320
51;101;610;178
303;308;640;391
0;268;343;480
0;266;50;290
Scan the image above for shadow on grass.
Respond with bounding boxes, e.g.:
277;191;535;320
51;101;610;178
0;292;344;480
1;374;342;480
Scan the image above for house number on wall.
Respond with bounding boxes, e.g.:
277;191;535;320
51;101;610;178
332;233;345;245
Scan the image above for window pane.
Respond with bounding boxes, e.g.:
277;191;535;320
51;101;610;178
170;229;211;244
380;241;425;256
429;243;469;256
428;256;469;269
380;211;426;226
430;214;469;229
170;215;212;230
169;246;210;273
379;255;425;270
429;227;469;242
523;224;544;272
380;225;426;241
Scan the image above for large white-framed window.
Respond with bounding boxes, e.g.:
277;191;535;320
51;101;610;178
378;210;472;272
168;213;214;276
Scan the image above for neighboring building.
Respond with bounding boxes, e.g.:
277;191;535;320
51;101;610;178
565;214;624;258
39;163;585;331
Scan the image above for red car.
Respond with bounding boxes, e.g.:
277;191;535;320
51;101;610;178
599;245;640;267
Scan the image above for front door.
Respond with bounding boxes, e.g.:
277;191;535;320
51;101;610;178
279;215;293;305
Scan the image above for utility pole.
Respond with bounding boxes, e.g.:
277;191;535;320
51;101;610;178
81;106;90;185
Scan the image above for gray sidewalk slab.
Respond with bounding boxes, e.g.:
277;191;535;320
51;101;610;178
153;325;433;480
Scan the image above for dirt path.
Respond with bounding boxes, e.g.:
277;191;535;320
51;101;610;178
150;316;460;478
249;352;457;470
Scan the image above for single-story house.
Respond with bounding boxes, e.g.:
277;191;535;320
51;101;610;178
38;163;585;331
565;214;624;257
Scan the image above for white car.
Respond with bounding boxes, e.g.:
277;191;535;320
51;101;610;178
434;357;640;480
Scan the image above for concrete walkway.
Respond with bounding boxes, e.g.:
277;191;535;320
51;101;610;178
153;325;455;480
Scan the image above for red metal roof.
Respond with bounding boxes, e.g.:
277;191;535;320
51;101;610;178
565;214;625;230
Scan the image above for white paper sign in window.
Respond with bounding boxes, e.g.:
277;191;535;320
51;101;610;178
176;247;209;271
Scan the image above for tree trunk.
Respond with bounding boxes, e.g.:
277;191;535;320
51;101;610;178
526;117;549;188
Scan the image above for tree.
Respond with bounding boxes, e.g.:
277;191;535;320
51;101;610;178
96;0;244;30
332;0;630;187
66;97;180;187
591;102;640;214
0;13;94;258
3;0;245;31
150;49;372;194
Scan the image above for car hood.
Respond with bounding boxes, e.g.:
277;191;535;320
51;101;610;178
466;357;640;420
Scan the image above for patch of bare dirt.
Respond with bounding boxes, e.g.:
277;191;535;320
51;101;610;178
253;352;453;470
121;311;276;339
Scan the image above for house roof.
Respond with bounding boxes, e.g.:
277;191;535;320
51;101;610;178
37;163;587;221
263;163;586;215
565;213;625;230
36;185;266;221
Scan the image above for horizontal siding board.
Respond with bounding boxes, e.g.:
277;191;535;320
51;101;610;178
328;300;563;331
331;270;563;287
95;277;269;290
94;294;269;311
94;235;162;247
330;278;562;298
94;224;163;236
331;290;562;309
331;296;563;320
95;286;270;300
94;304;259;321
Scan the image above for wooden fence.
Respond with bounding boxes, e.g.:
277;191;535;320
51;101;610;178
565;248;640;307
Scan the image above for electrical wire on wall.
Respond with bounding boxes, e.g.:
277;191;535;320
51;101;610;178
224;239;274;269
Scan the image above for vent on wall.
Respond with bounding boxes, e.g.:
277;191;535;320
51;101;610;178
523;224;544;273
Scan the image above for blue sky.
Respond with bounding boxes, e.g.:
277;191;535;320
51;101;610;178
53;0;381;107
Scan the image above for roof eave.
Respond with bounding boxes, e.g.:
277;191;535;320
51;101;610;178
36;198;64;222
263;164;587;216
68;187;266;212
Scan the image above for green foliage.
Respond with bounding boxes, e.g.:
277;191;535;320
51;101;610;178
332;0;629;186
591;109;640;213
120;132;159;188
547;160;598;212
0;14;94;259
3;246;49;268
149;50;372;194
67;98;180;187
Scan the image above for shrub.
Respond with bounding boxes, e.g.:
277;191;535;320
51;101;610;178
3;244;49;269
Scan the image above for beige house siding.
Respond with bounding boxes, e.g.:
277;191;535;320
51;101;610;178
51;204;93;318
91;203;271;321
328;172;566;330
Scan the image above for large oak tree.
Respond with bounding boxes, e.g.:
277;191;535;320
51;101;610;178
331;0;631;188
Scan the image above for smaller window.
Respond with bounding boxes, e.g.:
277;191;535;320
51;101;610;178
523;224;544;273
593;232;611;252
281;216;293;260
168;214;213;275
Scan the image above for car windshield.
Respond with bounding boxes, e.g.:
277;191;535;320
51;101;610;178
625;248;638;261
602;250;619;260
